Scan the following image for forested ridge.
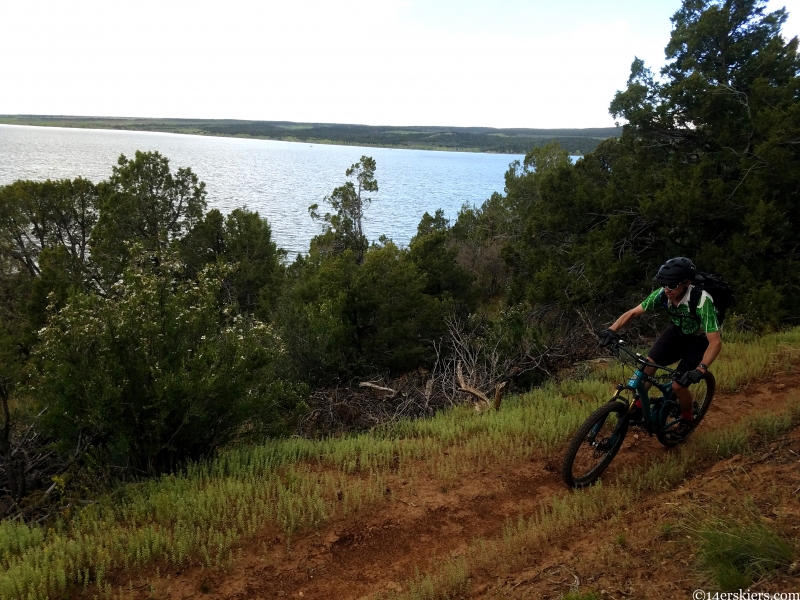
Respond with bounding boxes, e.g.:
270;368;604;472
0;0;798;516
0;115;618;155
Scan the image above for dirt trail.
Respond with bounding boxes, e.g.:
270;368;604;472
143;371;800;600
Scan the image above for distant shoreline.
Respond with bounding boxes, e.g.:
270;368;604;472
0;116;619;156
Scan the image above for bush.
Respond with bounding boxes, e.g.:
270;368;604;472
279;242;448;383
28;252;305;475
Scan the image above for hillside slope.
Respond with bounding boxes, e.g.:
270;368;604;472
121;371;800;599
0;115;620;155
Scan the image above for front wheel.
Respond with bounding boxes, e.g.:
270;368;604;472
656;372;716;447
562;400;630;489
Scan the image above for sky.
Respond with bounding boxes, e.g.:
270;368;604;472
1;0;798;129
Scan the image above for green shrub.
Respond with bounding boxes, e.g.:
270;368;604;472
279;242;447;382
29;252;305;475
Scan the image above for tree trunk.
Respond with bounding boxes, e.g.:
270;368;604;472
0;382;25;501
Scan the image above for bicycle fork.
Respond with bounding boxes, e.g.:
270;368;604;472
587;397;628;451
611;379;654;435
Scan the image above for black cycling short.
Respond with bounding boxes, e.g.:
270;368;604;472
647;324;709;373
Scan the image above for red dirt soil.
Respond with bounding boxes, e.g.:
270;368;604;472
122;371;800;600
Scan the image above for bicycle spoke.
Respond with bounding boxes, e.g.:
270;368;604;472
571;415;621;476
656;373;715;446
563;400;629;488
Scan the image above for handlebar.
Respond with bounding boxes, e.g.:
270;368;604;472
606;339;679;376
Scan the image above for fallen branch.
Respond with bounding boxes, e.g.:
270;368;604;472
358;382;397;395
456;362;491;408
510;563;561;589
493;381;507;411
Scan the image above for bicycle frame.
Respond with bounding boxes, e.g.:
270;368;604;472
562;338;716;488
610;342;681;435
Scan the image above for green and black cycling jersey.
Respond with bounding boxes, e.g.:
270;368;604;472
640;285;720;335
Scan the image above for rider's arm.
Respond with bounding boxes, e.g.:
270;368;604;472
608;305;646;332
698;331;722;372
696;292;722;372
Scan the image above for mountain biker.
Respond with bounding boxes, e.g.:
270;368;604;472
597;257;723;437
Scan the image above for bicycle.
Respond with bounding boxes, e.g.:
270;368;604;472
561;338;715;489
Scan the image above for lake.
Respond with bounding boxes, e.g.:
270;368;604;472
0;124;524;256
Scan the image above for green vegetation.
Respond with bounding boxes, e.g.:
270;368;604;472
0;115;618;155
0;0;796;497
382;393;800;600
0;151;303;499
31;256;303;475
562;593;602;600
0;0;799;595
694;518;794;589
0;329;797;599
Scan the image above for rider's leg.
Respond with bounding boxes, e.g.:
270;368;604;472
645;325;684;391
643;361;657;389
633;326;685;419
671;381;693;419
643;364;657;376
674;335;710;423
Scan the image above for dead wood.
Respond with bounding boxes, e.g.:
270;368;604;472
358;382;398;395
298;305;619;437
456;361;492;409
494;381;507;411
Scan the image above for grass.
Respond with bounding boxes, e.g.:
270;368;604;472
694;519;794;589
392;560;470;600
381;393;800;600
397;449;787;598
562;592;602;600
1;328;799;599
710;328;800;392
378;480;635;600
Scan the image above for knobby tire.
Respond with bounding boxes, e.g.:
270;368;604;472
562;400;629;489
656;371;716;447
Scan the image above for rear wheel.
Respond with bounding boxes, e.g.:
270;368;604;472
656;372;716;447
562;400;630;489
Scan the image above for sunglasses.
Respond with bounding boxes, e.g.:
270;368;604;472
664;281;686;290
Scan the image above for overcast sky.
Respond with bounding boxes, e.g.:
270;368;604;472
1;0;798;129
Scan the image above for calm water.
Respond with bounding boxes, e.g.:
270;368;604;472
0;124;523;256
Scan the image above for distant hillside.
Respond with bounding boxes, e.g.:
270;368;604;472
0;115;620;155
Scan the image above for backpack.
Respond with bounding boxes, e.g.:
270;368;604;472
689;272;735;324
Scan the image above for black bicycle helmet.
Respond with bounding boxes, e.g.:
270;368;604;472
653;257;696;285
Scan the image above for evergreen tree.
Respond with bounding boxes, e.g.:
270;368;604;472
609;0;800;325
309;156;377;264
91;151;206;283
